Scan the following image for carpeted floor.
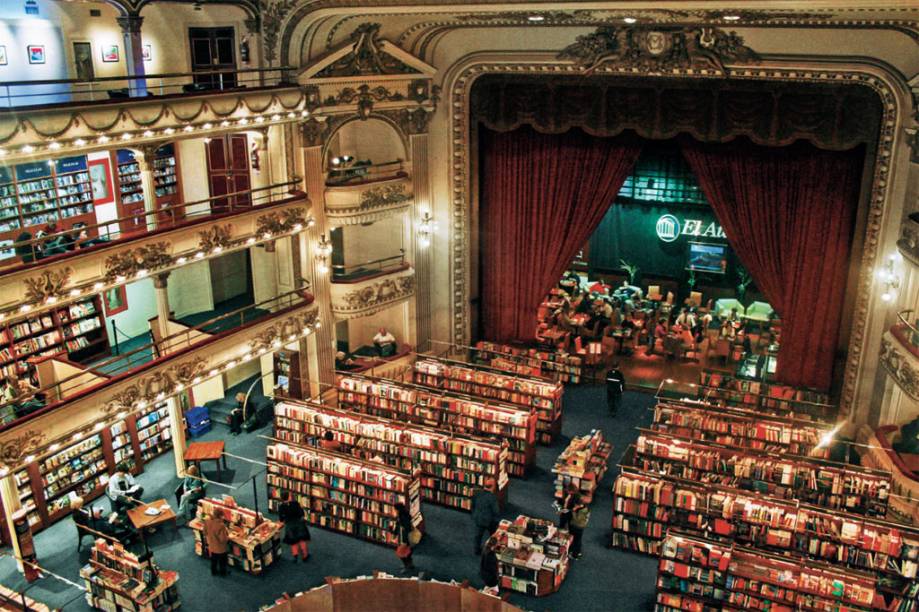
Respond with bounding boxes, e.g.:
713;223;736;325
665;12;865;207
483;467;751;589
0;384;658;611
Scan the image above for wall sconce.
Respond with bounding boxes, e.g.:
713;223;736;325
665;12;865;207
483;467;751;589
878;253;902;302
417;212;434;248
315;234;333;274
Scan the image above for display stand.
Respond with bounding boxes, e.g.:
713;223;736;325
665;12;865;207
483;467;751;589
412;357;562;445
266;442;423;547
491;516;572;597
336;374;536;477
80;539;180;611
274;400;509;511
474;341;583;384
189;496;282;575
552;430;611;505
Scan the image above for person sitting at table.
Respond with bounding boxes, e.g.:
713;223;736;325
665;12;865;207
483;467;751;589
107;463;144;514
176;464;207;521
719;319;736;340
559;270;581;296
588;279;612;295
648;319;667;356
72;496;136;546
725;307;740;323
372;327;398;357
574;294;593;315
69;222;108;249
675;308;696;329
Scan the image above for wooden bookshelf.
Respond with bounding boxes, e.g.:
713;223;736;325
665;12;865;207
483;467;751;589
266;442;423;547
336;373;537;477
552;429;611;505
413;357;562;445
273;349;303;399
274;400;509;511
631;429;891;517
80;539;180;611
473;341;583;384
135;402;173;464
655;532;891;612
652;401;832;457
610;466;919;597
189;496;282;575
689;370;835;422
492;515;572;597
114;146;183;233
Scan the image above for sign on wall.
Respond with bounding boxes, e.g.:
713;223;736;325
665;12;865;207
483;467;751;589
655;214;726;242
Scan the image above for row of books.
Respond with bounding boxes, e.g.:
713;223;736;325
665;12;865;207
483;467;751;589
81;539;180;611
552;429;611;505
189;496;283;575
473;341;583;383
492;516;572;597
697;370;833;422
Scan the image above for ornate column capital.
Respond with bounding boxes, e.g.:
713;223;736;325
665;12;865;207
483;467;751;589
153;272;170;289
116;14;144;36
244;17;261;36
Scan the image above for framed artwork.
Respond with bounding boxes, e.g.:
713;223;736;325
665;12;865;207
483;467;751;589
27;45;45;65
142;45;152;62
0;46;7;66
101;44;119;63
88;158;114;204
104;285;128;316
72;42;94;80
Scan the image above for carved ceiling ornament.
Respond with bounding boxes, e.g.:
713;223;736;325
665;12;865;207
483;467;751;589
338;274;415;313
260;0;298;65
881;334;919;401
315;23;418;78
360;183;412;209
379;106;434;135
198;224;233;253
558;26;759;74
247;310;319;352
0;429;45;468
103;241;173;283
256;207;308;236
102;356;208;415
23;267;74;304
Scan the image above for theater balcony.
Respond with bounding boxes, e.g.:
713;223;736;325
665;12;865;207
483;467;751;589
330;260;414;320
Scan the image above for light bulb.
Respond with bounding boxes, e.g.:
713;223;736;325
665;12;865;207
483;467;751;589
881;292;893;302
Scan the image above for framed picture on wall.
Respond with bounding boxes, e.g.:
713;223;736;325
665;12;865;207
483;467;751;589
0;46;7;66
73;42;94;80
88;158;115;204
104;285;128;316
27;45;45;65
101;44;119;63
142;45;152;62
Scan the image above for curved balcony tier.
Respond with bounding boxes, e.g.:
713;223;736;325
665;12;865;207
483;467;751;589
330;266;415;320
325;163;413;225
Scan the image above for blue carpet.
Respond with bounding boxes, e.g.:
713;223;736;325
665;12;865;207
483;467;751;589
89;332;155;376
0;384;657;611
177;294;266;335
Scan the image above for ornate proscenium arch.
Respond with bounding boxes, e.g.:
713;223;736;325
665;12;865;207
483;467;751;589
102;0;259;18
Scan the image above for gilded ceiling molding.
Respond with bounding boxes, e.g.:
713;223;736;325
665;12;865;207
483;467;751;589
247;310;320;353
333;273;415;318
198;225;234;253
255;207;309;235
23;268;74;304
360;183;411;209
261;0;299;65
103;242;173;283
447;59;902;417
0;429;45;467
315;23;418;78
102;356;209;415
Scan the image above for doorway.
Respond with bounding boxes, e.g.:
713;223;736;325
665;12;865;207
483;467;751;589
205;134;251;213
189;27;237;89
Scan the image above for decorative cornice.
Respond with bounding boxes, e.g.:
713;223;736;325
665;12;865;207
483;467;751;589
881;332;919;401
260;0;298;65
558;26;759;74
0;429;45;467
256;207;309;236
198;225;233;253
103;241;173;283
359;183;412;209
116;14;144;35
103;357;209;415
316;23;419;78
23;267;73;304
333;273;415;317
378;106;434;135
247;309;320;353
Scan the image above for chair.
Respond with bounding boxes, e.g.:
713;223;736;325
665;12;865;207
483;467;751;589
646;285;663;301
743;301;774;324
714;298;745;320
685;291;703;308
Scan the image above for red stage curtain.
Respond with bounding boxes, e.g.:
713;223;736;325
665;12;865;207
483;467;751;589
480;127;641;342
681;139;864;391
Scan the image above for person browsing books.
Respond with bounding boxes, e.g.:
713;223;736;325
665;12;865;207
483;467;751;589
202;509;230;576
471;478;500;555
278;492;311;562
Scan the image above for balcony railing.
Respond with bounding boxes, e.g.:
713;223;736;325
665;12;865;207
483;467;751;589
2;179;302;271
0;67;297;110
891;309;919;358
331;251;407;283
0;285;313;430
325;160;408;187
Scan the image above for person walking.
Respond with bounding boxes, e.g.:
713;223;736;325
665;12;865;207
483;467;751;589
277;492;311;562
557;484;578;529
568;495;590;560
471;478;500;555
393;502;415;573
605;362;626;416
203;510;230;576
479;538;500;595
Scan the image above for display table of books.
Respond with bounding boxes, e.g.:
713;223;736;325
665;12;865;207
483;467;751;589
491;516;572;597
189;496;282;575
552;430;611;504
80;539;180;611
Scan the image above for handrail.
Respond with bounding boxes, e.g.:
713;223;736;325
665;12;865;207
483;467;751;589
3;178;302;270
0;285;314;428
0;66;296;88
331;251;405;276
896;309;918;336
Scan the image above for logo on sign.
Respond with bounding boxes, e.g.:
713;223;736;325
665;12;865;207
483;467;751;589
656;215;680;242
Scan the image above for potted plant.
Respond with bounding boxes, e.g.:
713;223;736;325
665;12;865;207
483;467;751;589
619;258;640;286
736;265;753;305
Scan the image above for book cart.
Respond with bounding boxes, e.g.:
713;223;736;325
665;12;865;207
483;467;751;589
491;516;572;597
189;496;282;574
266;442;423;547
274;400;509;511
336;374;537;477
552;430;611;505
80;539;180;611
473;341;583;384
413;357;562;445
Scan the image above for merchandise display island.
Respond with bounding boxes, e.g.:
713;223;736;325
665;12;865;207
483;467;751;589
491;516;573;597
552;429;611;505
189;496;283;575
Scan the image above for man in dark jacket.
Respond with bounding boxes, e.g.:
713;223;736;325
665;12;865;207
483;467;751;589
479;538;500;592
470;478;500;555
606;362;626;415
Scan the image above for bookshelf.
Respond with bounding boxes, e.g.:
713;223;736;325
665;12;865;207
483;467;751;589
492;515;572;597
655;532;887;612
652;401;832;457
473;341;583;384
336;374;537;477
80;539;180;611
631;429;891;516
265;442;423;547
273;400;509;511
189;496;282;575
273;349;303;399
413;357;562;445
610;466;919;596
552;430;611;505
134;402;173;464
692;370;835;422
114;146;183;233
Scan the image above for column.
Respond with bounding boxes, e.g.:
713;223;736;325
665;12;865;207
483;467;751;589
300;136;335;391
134;146;158;231
0;475;22;571
116;14;147;96
410;133;433;352
258;127;274;190
167;397;187;477
153;272;171;347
